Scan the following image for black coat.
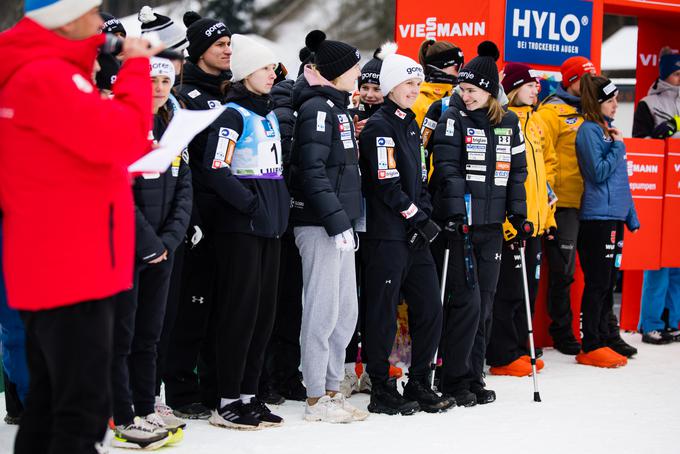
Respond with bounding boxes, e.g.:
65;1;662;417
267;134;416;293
349;101;382;122
429;93;527;225
359;99;432;241
175;62;230;232
288;78;362;236
271;78;296;180
200;83;290;238
134;111;193;263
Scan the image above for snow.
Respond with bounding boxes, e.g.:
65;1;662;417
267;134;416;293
0;332;678;453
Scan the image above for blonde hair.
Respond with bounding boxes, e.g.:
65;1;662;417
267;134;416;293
507;88;523;108
486;96;505;125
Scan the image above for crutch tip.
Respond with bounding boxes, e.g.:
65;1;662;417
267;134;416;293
533;392;542;402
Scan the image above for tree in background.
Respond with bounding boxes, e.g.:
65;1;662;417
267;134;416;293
204;0;255;33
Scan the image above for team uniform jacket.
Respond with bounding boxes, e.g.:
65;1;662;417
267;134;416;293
349;101;382;122
271;78;296;182
288;76;362;236
576;120;640;231
535;86;585;209
201;84;290;238
0;18;152;310
134;111;193;263
412;80;454;128
429;93;528;225
359;99;432;241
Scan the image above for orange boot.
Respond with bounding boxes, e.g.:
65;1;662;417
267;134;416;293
489;358;533;377
389;365;403;379
576;347;628;368
519;355;545;371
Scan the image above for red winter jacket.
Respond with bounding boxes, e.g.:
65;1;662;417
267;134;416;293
0;18;152;311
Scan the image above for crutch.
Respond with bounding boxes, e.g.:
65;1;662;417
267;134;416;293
519;243;542;402
431;246;450;389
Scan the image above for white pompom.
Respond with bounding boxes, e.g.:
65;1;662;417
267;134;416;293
138;5;157;24
376;42;398;61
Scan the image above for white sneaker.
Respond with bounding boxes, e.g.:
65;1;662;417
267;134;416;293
339;366;360;398
112;416;171;450
144;411;184;445
154;397;187;431
358;371;372;393
304;395;353;423
331;393;369;421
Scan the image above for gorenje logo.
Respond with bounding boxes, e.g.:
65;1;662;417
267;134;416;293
398;17;486;39
504;0;593;66
205;23;227;37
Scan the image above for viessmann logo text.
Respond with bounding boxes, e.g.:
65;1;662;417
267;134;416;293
398;17;486;39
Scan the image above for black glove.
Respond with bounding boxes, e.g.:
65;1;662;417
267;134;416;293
652;117;679;139
545;226;557;241
444;215;468;241
508;214;534;240
407;218;441;249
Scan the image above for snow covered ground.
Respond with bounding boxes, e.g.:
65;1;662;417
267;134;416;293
0;332;678;454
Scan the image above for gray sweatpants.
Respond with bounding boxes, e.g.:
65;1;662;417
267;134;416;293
294;226;358;398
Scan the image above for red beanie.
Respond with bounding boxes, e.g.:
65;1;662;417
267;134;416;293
502;62;540;93
560;56;596;87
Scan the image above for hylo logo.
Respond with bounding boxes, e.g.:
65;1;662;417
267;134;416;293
512;9;587;43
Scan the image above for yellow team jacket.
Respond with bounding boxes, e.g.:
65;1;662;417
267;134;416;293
534;94;585;209
503;105;557;240
412;81;453;127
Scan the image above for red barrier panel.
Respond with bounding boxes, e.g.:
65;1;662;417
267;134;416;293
661;140;680;267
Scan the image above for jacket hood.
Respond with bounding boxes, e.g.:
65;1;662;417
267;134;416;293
292;71;350;110
648;78;680;98
178;61;230;97
555;85;581;109
0;18;104;89
271;78;294;110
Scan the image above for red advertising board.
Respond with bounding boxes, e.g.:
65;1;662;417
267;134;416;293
661;140;680;267
633;16;680;105
620;138;666;270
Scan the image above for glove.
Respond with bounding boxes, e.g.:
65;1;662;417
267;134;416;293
443;215;468;241
333;228;355;252
652;116;679;139
190;225;203;247
407;218;441;249
508;214;534;240
545;226;557;241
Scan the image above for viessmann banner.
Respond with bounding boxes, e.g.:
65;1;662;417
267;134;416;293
504;0;593;66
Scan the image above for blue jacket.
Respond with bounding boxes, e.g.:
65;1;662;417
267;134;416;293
575;120;640;230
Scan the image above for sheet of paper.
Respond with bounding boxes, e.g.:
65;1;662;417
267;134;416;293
128;106;225;173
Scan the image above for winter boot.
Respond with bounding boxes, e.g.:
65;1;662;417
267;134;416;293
490;358;533;377
242;397;284;427
402;377;455;413
209;399;261;430
278;377;307;402
444;389;476;407
367;377;419;416
470;386;496;405
112;416;171;450
257;384;285;405
553;336;582;355
576;347;627;368
606;336;638;358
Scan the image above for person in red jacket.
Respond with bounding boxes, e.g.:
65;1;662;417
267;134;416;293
0;1;161;452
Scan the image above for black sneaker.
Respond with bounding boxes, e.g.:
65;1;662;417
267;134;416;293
257;385;285;405
208;400;261;430
642;330;671;345
4;413;21;425
242;397;284;427
402;377;456;413
535;347;544;358
553;337;582;355
606;337;638;358
173;402;211;420
368;377;420;416
278;378;307;402
663;327;680;342
471;387;496;405
444;389;476;407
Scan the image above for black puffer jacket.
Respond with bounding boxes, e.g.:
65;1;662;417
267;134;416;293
175;62;230;232
200;83;290;238
134;110;193;263
288;76;362;236
429;93;527;225
359;99;432;241
271;78;296;180
349;101;382;121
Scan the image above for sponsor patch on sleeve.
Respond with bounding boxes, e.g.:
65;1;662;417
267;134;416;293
188;89;201;99
378;169;400;180
511;143;526;155
219;127;239;141
400;203;418;219
376;136;395;147
466;174;486;182
423;118;437;130
445;119;456;136
316;111;327;132
377;147;388;170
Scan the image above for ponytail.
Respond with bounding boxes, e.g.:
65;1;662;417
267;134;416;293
580;73;610;133
418;39;435;67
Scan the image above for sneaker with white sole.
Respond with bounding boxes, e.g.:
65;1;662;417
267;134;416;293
339;367;360;398
143;412;184;445
304;395;353;423
209;400;261;430
330;393;369;421
112;416;171;450
642;330;671;345
154;397;187;431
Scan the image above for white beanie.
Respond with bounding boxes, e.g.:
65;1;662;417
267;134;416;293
138;6;188;52
229;34;278;82
25;0;102;30
150;57;176;86
379;54;424;96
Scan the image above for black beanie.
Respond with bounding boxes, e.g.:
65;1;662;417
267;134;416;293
305;30;361;81
456;41;500;96
183;11;231;64
358;42;396;88
298;46;313;77
100;12;126;37
425;46;464;70
95;53;121;91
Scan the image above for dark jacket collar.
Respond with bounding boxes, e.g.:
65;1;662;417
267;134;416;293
225;82;274;117
178;61;230;98
381;98;416;124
